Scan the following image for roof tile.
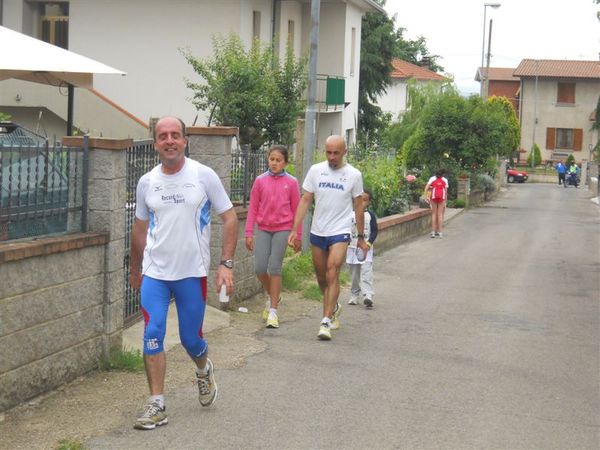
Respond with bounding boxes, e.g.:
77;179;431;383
513;59;600;79
390;58;445;81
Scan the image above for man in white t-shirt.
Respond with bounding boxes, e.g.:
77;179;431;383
288;135;369;340
129;116;238;430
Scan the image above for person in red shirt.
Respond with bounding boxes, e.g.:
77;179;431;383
424;169;449;238
245;145;302;328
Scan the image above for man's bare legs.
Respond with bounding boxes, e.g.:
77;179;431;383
311;243;348;319
144;353;209;396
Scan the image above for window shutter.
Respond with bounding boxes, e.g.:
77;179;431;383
573;128;583;151
546;128;556;150
557;83;575;103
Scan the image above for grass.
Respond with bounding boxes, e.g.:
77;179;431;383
282;252;316;291
282;250;350;301
99;347;144;372
55;439;85;450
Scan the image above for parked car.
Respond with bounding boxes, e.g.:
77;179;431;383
506;166;528;183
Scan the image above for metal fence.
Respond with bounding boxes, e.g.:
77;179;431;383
123;138;157;325
0;140;88;241
230;143;269;207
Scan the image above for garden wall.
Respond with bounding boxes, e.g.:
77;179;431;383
374;208;431;253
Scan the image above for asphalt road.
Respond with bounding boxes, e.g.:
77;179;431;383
88;183;600;450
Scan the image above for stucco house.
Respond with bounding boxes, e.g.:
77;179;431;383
375;58;446;121
475;67;520;114
513;59;599;164
0;0;384;147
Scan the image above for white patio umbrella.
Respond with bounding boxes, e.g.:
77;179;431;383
0;25;126;135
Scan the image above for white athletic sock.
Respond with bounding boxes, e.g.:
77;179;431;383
196;364;209;376
150;395;164;409
269;308;277;315
321;317;331;325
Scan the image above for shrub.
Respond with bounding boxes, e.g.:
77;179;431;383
476;173;496;193
453;198;466;208
565;153;575;166
355;157;401;217
526;143;542;166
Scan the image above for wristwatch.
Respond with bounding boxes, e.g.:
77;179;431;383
220;259;234;269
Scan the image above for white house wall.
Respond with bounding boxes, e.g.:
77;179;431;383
520;78;599;163
67;0;273;128
2;0;374;146
278;1;303;60
376;80;408;121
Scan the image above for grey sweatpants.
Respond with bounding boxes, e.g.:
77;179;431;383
348;261;374;299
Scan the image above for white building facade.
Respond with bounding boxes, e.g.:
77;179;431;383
0;0;383;146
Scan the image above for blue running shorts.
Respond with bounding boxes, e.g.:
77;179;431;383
309;233;351;250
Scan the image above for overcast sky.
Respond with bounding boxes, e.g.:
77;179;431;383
384;0;600;95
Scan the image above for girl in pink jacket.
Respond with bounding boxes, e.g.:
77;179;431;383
245;145;302;329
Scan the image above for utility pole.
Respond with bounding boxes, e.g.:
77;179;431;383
301;0;320;251
484;19;493;99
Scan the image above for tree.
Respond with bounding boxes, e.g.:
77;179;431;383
183;34;306;148
591;95;600;160
400;89;520;179
357;1;442;148
357;7;396;148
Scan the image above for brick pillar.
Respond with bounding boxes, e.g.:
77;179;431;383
63;137;130;352
457;176;470;207
187;127;251;308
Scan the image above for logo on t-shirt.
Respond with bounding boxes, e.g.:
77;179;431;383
161;193;185;204
319;181;345;191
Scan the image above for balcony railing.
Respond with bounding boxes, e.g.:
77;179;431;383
314;75;346;111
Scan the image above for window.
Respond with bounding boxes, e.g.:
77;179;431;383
556;128;573;149
40;2;69;49
557;82;575;104
287;20;295;49
350;27;356;77
547;127;583;151
253;11;261;40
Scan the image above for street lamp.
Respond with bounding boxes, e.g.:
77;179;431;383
480;2;501;97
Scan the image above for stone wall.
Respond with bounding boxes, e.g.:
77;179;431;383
374;209;431;253
0;233;108;411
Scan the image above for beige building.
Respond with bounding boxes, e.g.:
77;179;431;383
514;59;600;163
0;0;383;146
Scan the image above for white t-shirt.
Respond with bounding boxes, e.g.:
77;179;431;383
302;161;363;236
135;158;233;280
427;176;449;187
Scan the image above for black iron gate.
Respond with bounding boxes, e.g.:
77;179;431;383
123;139;157;325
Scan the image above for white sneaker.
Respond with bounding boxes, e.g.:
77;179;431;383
348;294;359;305
196;358;217;407
430;232;436;238
330;303;342;330
436;232;443;238
317;322;332;340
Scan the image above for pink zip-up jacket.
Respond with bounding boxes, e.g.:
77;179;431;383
245;170;302;240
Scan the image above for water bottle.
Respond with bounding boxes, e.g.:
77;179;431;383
219;284;229;304
356;247;366;262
